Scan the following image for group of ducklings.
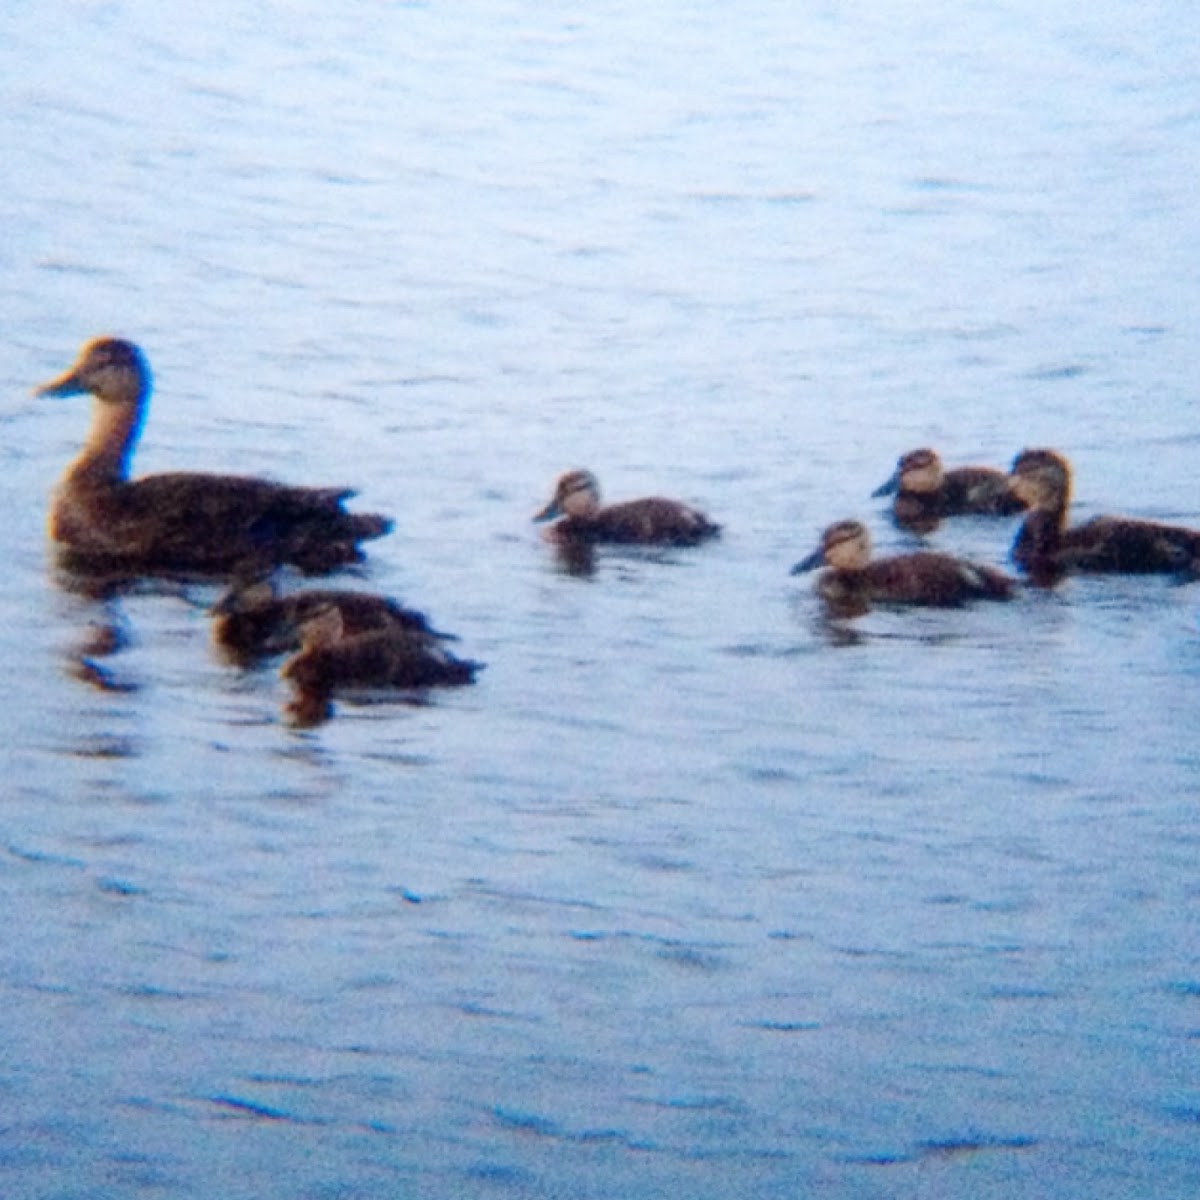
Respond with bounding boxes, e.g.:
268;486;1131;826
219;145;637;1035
794;442;1200;619
36;336;1200;722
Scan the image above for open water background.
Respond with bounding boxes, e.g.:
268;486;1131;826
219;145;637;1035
2;2;1199;1197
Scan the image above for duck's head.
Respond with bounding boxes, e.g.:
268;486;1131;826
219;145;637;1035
279;606;345;693
35;337;151;406
791;519;871;574
1009;448;1070;510
534;468;601;522
209;578;281;661
872;448;944;498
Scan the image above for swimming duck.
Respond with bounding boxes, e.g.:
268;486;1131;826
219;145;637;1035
280;605;481;726
36;337;392;577
534;469;720;546
873;447;1025;532
791;519;1015;616
1009;448;1200;584
210;577;451;665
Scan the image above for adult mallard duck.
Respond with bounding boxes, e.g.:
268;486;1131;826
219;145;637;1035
873;447;1025;533
1009;448;1200;585
280;605;481;726
533;469;720;546
210;577;452;665
36;336;392;577
792;519;1015;617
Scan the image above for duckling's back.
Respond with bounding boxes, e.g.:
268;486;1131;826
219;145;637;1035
562;497;720;546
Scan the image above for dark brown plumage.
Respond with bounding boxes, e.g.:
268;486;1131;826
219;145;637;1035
36;337;392;577
534;469;720;547
873;448;1025;533
1009;448;1200;584
210;578;449;665
280;607;481;726
792;519;1016;616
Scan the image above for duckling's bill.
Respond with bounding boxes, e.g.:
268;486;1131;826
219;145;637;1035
871;472;900;498
791;547;824;574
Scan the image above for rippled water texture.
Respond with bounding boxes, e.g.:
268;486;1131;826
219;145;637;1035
3;2;1199;1197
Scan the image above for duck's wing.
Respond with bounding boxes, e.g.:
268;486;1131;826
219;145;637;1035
113;472;391;573
283;626;481;695
1060;516;1196;573
944;468;1025;515
591;497;720;544
285;591;450;641
865;553;1013;604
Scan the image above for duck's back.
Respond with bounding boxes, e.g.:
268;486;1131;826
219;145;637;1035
54;470;391;574
1057;515;1200;574
284;626;480;693
559;497;720;545
213;587;439;661
940;467;1025;515
858;551;1015;605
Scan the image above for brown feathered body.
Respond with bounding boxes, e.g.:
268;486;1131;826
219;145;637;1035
1010;449;1200;584
875;449;1024;533
793;519;1015;616
817;552;1016;608
211;580;446;663
280;607;480;725
37;337;391;577
534;469;719;546
52;472;390;576
282;626;480;694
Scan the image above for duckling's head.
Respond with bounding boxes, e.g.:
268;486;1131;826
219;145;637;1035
279;606;345;694
1009;448;1071;510
35;337;151;406
791;519;871;574
873;448;944;498
209;578;281;660
534;469;601;522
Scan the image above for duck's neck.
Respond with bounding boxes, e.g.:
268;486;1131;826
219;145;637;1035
64;395;147;485
1013;501;1066;569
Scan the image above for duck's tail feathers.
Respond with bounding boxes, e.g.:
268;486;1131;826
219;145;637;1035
346;511;393;542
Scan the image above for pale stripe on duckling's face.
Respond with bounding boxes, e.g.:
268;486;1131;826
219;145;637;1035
534;468;601;521
821;519;872;570
896;448;944;495
873;447;942;498
793;518;872;574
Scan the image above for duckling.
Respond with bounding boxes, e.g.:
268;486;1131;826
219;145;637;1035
791;519;1015;616
280;606;480;725
534;469;720;546
210;577;451;665
36;337;392;577
873;447;1025;532
1009;448;1200;584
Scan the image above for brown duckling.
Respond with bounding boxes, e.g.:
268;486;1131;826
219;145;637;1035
534;468;720;546
873;447;1025;532
1009;448;1200;584
792;519;1016;616
36;337;392;577
280;606;481;726
210;577;451;665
